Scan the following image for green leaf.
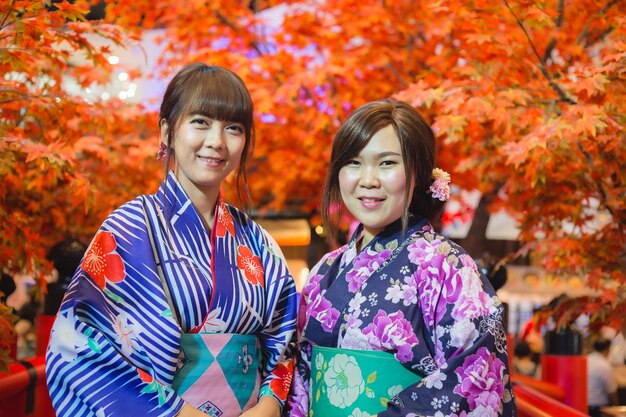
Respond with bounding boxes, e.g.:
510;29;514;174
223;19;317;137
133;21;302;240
367;371;377;384
366;387;375;398
160;308;173;318
87;338;101;353
385;240;398;251
156;384;167;407
380;397;389;407
103;288;123;303
374;243;384;252
84;327;93;337
316;371;322;382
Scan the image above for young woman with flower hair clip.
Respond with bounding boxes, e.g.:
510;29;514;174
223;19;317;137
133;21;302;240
46;63;297;417
288;99;516;417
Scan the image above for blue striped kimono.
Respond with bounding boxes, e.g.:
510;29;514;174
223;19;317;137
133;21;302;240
46;173;297;417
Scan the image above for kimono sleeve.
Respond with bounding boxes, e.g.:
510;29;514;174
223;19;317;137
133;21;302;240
45;206;185;417
379;240;516;417
251;224;298;410
287;251;340;417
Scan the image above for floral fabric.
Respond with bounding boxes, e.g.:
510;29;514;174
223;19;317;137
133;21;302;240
46;173;297;417
288;217;516;417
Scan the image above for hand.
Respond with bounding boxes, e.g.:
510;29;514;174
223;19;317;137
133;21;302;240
175;403;206;417
239;396;281;417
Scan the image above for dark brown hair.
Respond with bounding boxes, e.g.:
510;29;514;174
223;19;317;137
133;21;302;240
322;99;444;238
159;63;255;203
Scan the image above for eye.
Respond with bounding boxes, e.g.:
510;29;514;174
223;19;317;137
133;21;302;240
227;123;245;134
345;159;360;167
380;160;399;167
190;117;209;126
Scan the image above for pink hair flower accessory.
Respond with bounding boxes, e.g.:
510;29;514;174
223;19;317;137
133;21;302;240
429;167;451;201
156;142;168;160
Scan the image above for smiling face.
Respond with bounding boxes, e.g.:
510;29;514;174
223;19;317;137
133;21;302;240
338;125;412;245
163;115;245;201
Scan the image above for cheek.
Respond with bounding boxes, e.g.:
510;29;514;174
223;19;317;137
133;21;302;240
385;170;409;197
338;169;353;194
229;139;246;162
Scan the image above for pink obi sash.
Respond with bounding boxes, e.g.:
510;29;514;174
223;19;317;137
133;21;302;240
172;333;260;417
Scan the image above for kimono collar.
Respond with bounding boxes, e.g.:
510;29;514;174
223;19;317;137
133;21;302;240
154;171;222;236
348;215;427;254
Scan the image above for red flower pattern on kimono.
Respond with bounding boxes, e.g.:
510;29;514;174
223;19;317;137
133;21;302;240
269;360;294;401
81;231;125;289
237;245;264;286
137;368;153;383
215;203;235;237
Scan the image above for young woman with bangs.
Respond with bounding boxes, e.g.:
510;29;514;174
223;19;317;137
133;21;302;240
46;63;297;417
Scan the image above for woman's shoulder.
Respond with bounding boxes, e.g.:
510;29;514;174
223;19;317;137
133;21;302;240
410;225;478;268
101;194;153;230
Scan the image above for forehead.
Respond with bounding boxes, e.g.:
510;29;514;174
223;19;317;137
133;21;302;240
358;125;402;156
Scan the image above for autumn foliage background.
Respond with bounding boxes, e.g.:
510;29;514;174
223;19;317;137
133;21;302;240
1;0;624;369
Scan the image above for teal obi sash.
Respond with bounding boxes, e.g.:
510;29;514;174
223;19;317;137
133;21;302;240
172;333;260;417
310;346;422;417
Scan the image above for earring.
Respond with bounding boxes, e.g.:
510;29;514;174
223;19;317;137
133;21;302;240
157;143;168;160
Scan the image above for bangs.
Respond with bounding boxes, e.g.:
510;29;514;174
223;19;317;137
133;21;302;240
181;68;253;126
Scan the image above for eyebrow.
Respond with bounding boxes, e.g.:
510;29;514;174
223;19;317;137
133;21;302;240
377;151;402;157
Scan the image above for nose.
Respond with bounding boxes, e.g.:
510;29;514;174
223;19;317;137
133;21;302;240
359;166;380;188
204;124;225;150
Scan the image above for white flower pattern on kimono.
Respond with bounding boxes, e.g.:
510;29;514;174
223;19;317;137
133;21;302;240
385;283;404;304
362;310;419;363
113;313;141;356
401;275;418;306
450;267;492;322
324;354;365;408
340;312;369;349
348;293;367;313
449;319;479;349
50;310;89;362
423;369;447;389
196;307;228;332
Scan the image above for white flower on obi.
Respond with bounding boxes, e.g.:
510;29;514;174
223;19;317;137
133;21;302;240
349;408;373;417
315;352;325;371
50;309;88;362
324;354;364;408
388;384;403;397
113;313;141;356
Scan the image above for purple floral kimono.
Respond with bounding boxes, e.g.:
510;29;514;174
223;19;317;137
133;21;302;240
288;217;516;417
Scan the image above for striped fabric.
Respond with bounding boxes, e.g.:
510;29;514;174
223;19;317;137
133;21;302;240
46;173;297;417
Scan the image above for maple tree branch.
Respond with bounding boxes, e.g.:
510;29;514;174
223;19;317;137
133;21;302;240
542;0;564;63
576;0;619;46
214;10;265;57
577;142;617;220
386;62;408;88
0;0;15;32
503;0;576;105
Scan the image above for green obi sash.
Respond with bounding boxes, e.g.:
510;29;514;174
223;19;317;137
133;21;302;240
310;346;422;417
172;333;261;417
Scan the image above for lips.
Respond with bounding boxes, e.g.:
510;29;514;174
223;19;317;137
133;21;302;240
358;196;385;202
197;155;224;165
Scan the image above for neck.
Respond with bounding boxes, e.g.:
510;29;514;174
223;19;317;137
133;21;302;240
173;171;220;231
